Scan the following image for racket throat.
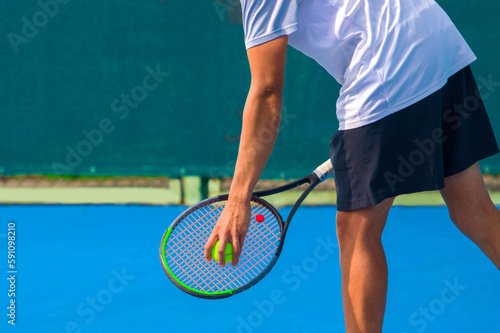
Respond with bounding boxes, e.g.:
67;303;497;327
277;183;318;256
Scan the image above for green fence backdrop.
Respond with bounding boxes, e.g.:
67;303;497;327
1;0;499;179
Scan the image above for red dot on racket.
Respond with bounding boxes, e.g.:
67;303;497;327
255;214;265;223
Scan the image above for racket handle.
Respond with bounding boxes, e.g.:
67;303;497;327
313;159;334;182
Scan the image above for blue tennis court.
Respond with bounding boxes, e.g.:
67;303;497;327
1;204;498;333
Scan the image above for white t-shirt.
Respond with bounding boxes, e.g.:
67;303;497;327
240;0;477;130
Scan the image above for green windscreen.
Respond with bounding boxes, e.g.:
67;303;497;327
1;0;499;178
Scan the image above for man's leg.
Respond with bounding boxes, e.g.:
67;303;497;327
440;162;500;269
337;198;395;333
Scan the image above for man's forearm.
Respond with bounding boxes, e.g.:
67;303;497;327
228;88;282;202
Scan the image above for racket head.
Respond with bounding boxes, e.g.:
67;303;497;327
160;195;284;299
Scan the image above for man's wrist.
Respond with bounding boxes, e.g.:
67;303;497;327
228;189;253;204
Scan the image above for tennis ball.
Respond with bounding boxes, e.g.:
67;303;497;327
211;240;233;264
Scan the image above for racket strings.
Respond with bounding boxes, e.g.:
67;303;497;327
227;221;279;285
213;213;278;290
173;202;278;292
167;216;215;290
164;199;281;294
170;206;229;289
168;205;248;291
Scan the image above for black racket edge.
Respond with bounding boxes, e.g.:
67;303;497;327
159;194;285;299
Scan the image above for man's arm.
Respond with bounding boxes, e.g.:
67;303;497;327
204;35;289;266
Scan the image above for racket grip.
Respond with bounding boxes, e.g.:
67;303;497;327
313;159;334;182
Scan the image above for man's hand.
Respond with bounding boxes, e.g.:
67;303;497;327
204;199;251;267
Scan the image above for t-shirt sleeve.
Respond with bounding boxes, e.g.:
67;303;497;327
240;0;300;50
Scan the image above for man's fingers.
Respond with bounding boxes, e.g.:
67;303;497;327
218;238;229;267
231;235;241;267
204;233;218;261
239;231;247;254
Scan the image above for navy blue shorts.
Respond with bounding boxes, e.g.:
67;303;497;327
330;66;499;211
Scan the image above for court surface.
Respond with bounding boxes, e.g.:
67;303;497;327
1;205;499;333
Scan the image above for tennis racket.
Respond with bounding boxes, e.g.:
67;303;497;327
159;159;334;299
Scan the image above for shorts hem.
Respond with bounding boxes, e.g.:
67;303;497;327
336;181;445;211
445;148;500;178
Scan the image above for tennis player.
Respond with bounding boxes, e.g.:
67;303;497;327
204;1;500;331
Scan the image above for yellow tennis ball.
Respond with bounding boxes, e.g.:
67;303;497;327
211;240;233;263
